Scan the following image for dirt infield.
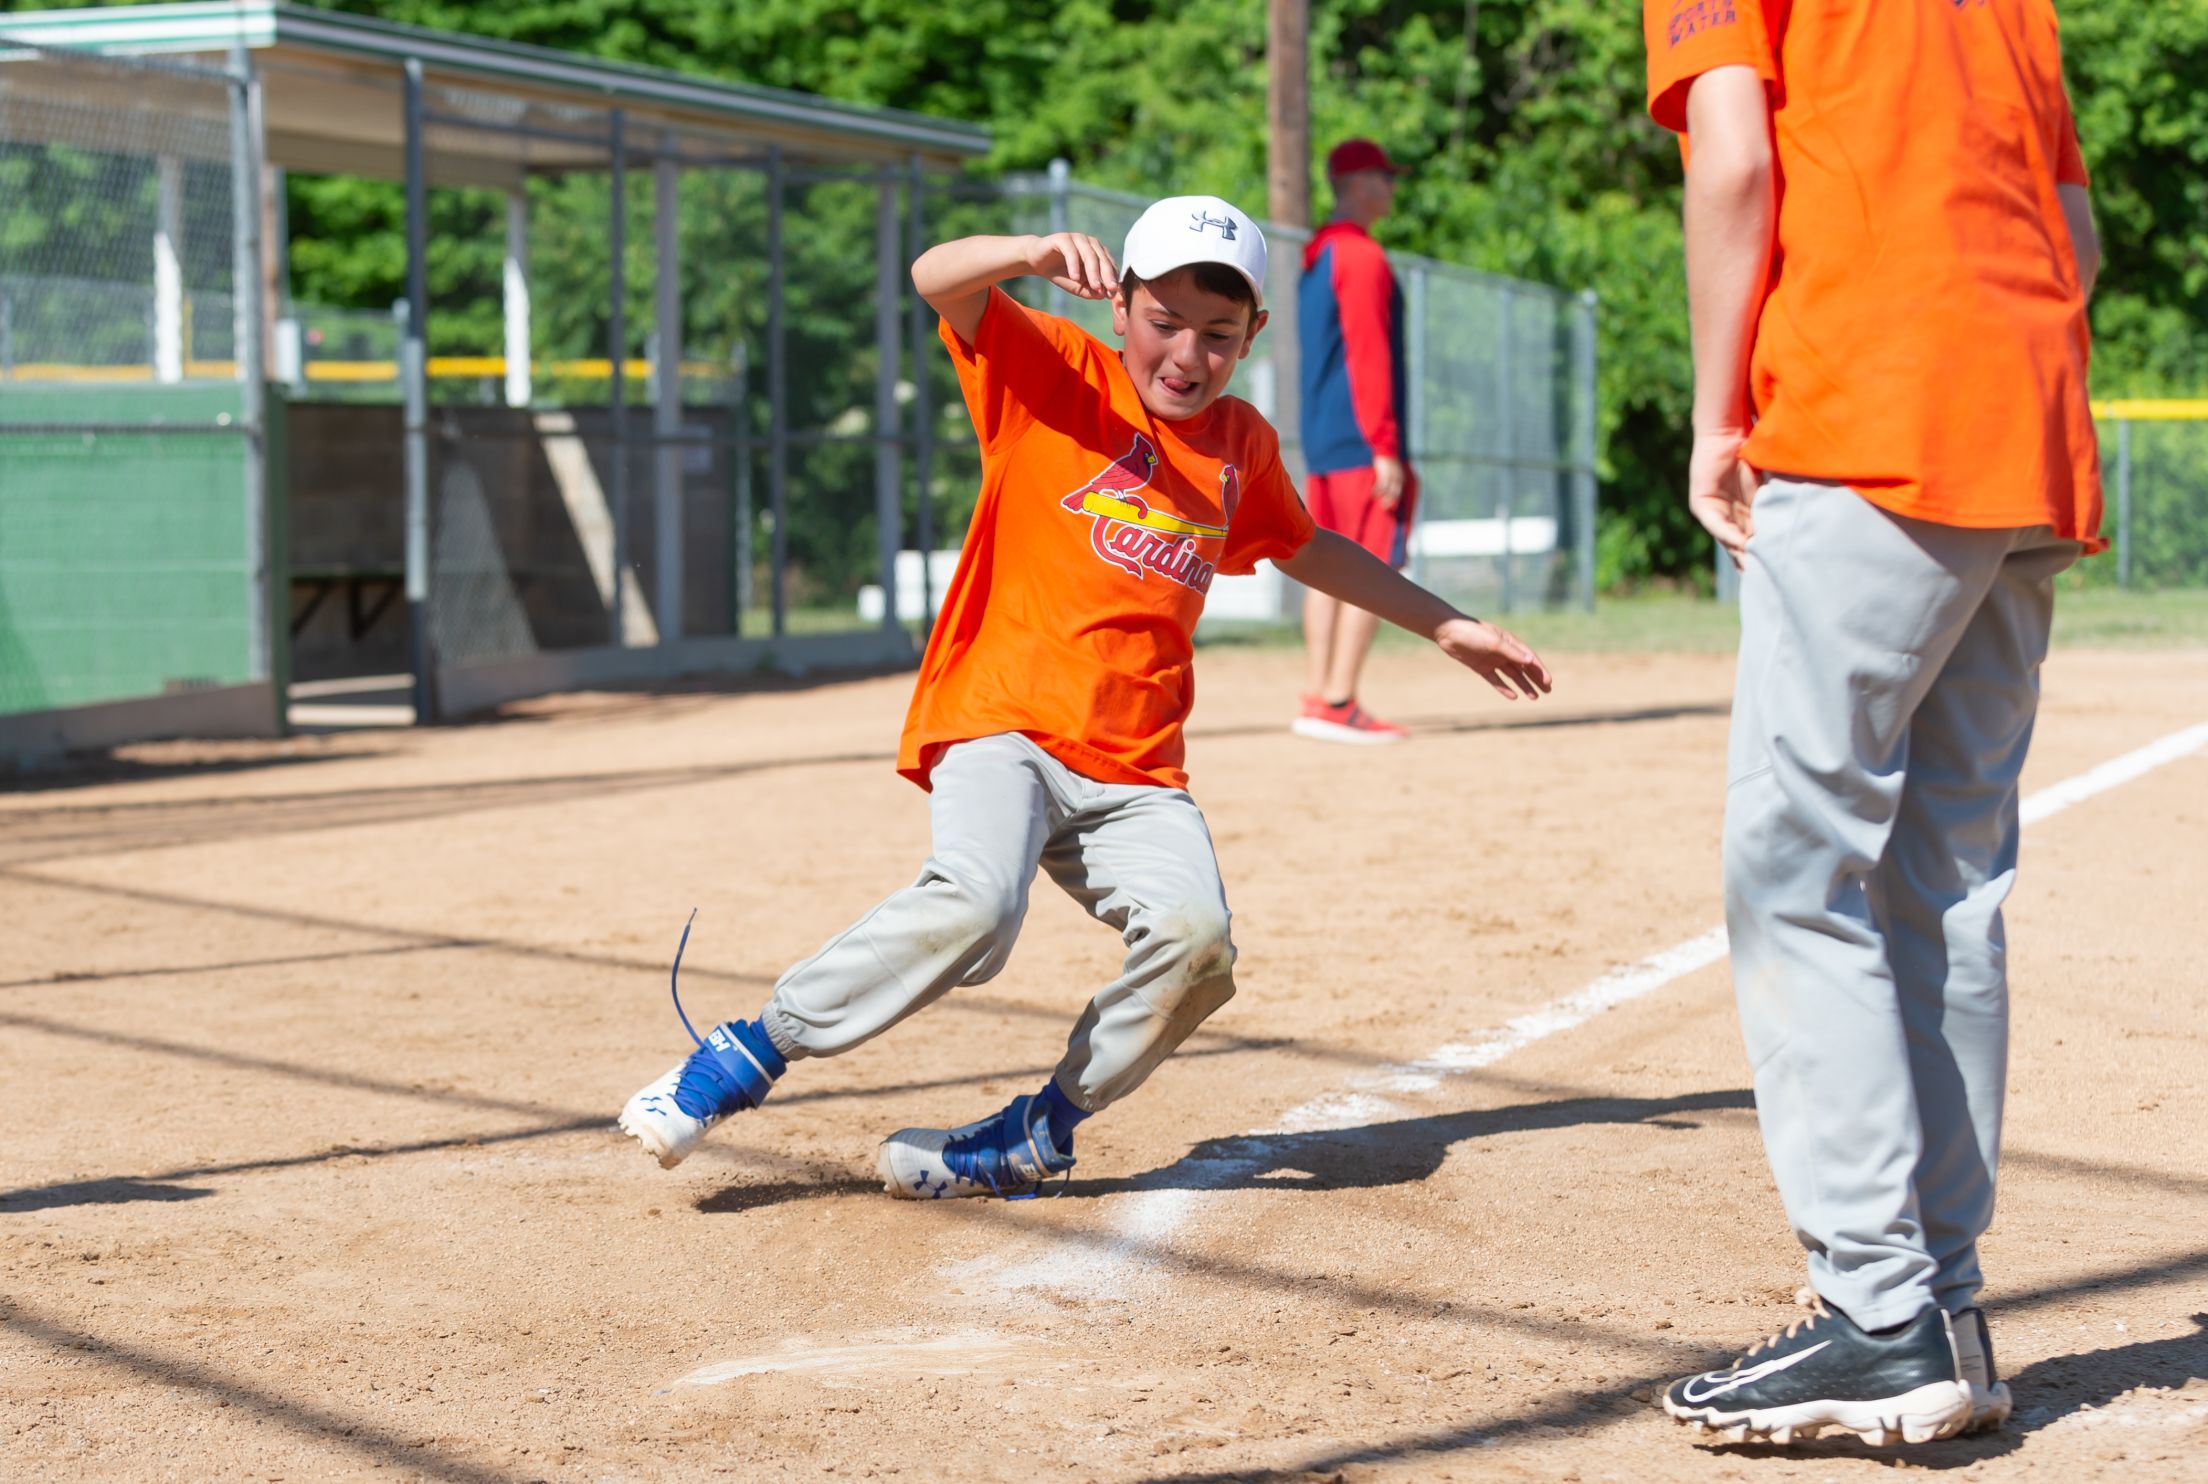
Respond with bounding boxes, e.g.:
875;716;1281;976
4;642;2205;1482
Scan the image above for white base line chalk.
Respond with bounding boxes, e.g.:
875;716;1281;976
986;717;2208;1298
2020;719;2208;826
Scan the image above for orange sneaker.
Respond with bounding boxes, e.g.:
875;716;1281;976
1292;696;1408;745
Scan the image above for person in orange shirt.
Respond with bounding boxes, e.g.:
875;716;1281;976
1643;0;2101;1447
619;195;1551;1200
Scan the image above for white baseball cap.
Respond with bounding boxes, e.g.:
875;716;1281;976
1121;195;1268;308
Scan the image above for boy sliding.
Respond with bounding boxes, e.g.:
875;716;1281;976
620;197;1551;1199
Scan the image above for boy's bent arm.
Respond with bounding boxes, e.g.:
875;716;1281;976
913;233;1119;344
1277;530;1552;701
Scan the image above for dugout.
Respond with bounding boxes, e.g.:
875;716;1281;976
0;1;989;751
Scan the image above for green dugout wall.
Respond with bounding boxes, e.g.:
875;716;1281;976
0;384;281;719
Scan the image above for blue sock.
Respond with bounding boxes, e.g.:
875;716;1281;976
727;1018;787;1080
1035;1080;1090;1151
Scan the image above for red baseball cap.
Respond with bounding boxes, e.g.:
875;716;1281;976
1326;138;1405;178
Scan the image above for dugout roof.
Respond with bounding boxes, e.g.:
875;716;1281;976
0;0;993;181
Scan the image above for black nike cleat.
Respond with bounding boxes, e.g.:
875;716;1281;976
1663;1290;1972;1446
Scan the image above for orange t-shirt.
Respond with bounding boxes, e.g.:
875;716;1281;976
897;288;1316;792
1644;0;2103;548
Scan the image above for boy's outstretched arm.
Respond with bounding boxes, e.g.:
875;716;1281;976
1277;530;1553;701
912;233;1120;343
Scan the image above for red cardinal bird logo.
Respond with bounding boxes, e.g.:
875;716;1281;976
1059;434;1229;592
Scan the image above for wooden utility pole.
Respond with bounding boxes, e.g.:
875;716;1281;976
1267;0;1310;229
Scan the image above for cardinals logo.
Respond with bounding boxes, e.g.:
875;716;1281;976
1060;433;1229;594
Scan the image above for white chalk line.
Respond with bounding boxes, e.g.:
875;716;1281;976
664;1330;1043;1391
983;717;2208;1300
2020;719;2208;826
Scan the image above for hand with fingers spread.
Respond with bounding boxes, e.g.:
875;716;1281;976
1435;616;1553;702
1025;232;1120;301
1276;528;1556;706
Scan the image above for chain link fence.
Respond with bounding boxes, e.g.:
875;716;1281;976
0;40;270;725
2084;406;2208;590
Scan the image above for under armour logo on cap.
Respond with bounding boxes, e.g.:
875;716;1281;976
1189;210;1238;241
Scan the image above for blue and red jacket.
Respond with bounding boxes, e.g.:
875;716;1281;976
1298;220;1408;477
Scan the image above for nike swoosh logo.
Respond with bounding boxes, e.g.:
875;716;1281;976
1680;1340;1833;1405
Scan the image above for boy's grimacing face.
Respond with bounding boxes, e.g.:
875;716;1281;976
1111;274;1267;421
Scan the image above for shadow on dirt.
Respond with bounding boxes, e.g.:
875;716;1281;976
689;1089;1755;1216
0;1177;215;1213
1074;1087;1757;1197
696;1174;882;1213
0;1117;609;1213
0;1300;525;1484
1;745;376;795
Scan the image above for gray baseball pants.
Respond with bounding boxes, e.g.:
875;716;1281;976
1725;476;2079;1330
758;733;1238;1111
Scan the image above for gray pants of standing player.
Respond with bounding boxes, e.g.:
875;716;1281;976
758;732;1238;1112
1725;476;2080;1331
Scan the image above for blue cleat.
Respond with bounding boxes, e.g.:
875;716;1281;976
619;1019;784;1168
876;1093;1075;1200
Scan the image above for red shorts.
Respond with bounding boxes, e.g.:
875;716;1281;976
1305;465;1418;568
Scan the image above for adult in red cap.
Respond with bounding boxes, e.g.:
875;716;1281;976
1295;138;1415;744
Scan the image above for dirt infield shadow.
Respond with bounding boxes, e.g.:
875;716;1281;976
1081;1088;1756;1197
691;1088;1754;1214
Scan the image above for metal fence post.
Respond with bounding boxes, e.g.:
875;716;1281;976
1497;282;1517;613
1715;542;1741;602
907;153;936;638
503;189;531;408
2116;416;2132;589
400;57;435;722
732;339;753;631
653;146;683;641
767;144;789;638
155;153;186;383
875;169;904;636
1045;157;1071;315
229;44;269;686
1405;260;1428;590
608;107;630;647
1573;288;1598;611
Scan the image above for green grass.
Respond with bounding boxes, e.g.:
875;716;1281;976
2046;586;2208;648
1198;587;2208;655
731;605;888;638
